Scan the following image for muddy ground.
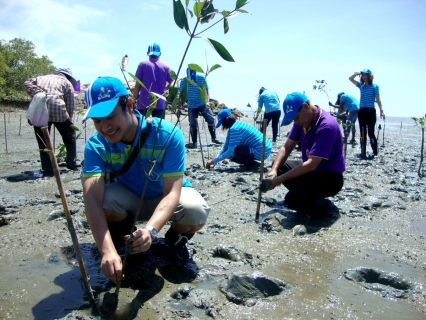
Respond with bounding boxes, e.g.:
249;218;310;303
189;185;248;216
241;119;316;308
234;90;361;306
0;108;425;320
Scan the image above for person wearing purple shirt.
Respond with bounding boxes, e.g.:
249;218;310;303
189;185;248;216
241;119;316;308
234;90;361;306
133;43;173;118
260;92;345;218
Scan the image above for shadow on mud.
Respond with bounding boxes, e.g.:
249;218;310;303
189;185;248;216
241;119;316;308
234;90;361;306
32;241;199;319
2;170;71;182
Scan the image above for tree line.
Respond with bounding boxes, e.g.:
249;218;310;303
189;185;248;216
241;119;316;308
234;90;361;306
0;38;56;102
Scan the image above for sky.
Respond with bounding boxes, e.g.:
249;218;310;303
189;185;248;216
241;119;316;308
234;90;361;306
1;0;426;118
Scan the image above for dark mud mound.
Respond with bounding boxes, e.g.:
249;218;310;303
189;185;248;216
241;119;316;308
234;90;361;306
219;273;287;306
344;267;414;298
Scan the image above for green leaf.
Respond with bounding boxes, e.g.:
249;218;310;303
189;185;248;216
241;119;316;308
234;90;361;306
193;1;203;17
169;70;177;81
126;71;148;92
236;0;248;9
200;0;216;24
173;0;189;31
223;18;229;34
199;82;208;105
70;124;80;131
171;90;180;113
180;80;188;105
209;64;221;73
236;8;249;13
200;37;235;62
188;63;204;73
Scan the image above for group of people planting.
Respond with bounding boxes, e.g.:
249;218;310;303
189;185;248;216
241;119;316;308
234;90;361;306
23;43;383;285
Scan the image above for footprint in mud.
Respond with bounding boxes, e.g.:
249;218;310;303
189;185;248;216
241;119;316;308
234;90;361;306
219;272;288;306
343;267;414;299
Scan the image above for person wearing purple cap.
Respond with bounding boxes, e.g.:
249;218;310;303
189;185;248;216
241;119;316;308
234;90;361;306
260;92;345;219
205;108;272;168
82;76;210;283
133;43;173;118
24;68;79;176
349;68;384;157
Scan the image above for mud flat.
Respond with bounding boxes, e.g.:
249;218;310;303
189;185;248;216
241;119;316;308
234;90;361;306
0;110;425;319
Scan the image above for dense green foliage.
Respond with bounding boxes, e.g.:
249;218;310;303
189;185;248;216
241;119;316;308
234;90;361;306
0;38;56;101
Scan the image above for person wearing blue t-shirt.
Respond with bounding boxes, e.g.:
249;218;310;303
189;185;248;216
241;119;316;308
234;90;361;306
205;108;272;168
178;68;222;148
260;92;345;219
82;76;210;284
349;69;384;157
329;92;360;143
256;87;281;142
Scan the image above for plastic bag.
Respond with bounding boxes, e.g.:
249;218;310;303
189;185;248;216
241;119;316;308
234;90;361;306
26;92;48;127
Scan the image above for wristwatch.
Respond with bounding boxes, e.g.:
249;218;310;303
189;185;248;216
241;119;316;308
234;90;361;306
143;225;158;240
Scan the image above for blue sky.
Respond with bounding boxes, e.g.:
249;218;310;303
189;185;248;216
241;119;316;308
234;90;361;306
1;0;425;117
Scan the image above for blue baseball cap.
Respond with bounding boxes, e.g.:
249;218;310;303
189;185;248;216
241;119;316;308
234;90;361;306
147;43;161;56
281;92;308;126
83;77;128;120
338;92;345;97
361;68;372;74
215;108;232;128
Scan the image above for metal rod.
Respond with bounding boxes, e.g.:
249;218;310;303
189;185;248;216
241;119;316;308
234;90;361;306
41;127;98;310
255;119;268;222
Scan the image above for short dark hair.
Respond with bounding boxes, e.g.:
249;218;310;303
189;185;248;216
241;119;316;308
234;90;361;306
118;95;129;111
222;114;239;129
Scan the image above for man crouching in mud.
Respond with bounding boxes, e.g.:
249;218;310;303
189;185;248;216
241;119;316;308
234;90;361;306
260;92;345;219
81;76;210;283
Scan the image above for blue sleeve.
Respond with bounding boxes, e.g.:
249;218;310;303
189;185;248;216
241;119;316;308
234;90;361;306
374;84;380;95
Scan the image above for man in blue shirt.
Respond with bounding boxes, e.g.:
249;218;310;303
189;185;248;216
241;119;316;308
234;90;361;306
178;68;222;148
256;87;281;142
82;76;210;283
329;92;360;143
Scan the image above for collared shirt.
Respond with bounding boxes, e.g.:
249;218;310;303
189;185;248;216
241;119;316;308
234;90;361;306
288;106;345;173
134;57;173;111
340;94;360;112
179;73;209;108
24;72;75;123
83;112;191;197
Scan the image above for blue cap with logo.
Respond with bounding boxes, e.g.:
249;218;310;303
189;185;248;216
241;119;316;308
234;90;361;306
83;77;128;120
281;92;308;126
361;68;372;74
147;43;161;56
215;108;232;128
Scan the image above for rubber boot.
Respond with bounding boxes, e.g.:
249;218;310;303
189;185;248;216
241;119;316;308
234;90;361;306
208;125;222;144
164;225;194;261
107;214;135;249
360;127;367;158
187;127;197;148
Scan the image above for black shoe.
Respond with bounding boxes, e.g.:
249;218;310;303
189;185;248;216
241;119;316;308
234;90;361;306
41;170;54;177
212;139;222;144
186;143;197;149
169;234;190;261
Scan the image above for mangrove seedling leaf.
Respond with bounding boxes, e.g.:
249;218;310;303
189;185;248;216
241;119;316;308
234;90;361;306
200;1;216;24
200;37;235;62
188;63;204;73
209;64;222;73
224;18;229;34
193;1;204;17
70;124;80;131
236;0;248;9
169;70;177;81
173;0;189;31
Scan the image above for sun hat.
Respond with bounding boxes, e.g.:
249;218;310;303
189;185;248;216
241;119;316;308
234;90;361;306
281;92;308;126
337;92;345;97
147;43;161;56
56;68;77;86
361;68;372;74
83;77;128;120
215;108;232;128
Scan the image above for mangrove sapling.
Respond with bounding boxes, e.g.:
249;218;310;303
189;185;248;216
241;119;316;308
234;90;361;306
313;80;331;113
411;116;425;178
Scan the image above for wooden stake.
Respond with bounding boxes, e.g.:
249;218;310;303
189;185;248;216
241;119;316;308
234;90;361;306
19;115;22;136
255;119;268;222
41;127;98;310
196;118;205;168
4;113;7;153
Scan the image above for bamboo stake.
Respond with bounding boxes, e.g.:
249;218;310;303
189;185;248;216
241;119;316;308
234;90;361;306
19;115;22;136
255;119;268;222
382;119;385;147
4;113;8;153
41;127;98;310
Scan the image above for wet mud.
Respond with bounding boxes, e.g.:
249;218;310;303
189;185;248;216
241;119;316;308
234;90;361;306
0;109;425;319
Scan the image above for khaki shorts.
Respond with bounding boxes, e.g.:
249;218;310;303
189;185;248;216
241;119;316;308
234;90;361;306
103;183;210;225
